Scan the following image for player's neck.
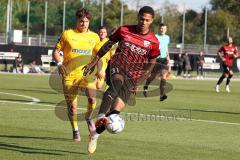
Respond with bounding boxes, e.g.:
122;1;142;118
100;37;106;41
76;27;88;33
136;25;150;35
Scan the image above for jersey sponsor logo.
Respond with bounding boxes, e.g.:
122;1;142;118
124;42;147;55
71;49;91;55
227;51;234;55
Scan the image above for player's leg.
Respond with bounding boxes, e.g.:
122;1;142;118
216;73;227;92
88;77;131;154
94;98;122;135
226;70;233;92
84;87;97;133
197;64;200;79
160;68;168;101
87;97;124;154
143;63;159;97
63;77;80;141
97;73;124;116
200;65;204;79
177;65;182;76
216;64;228;92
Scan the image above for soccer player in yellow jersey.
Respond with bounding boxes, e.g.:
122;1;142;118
93;26;112;89
53;8;100;142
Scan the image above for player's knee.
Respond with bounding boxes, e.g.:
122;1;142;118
68;105;77;114
228;74;233;79
114;98;125;111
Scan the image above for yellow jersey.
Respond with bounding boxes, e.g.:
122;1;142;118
92;38;111;61
55;28;100;74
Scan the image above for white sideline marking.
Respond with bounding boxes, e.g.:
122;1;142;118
0;91;40;104
0;94;239;126
20;108;54;111
122;112;240;126
191;119;240;126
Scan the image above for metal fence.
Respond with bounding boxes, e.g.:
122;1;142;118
0;33;58;47
0;33;222;55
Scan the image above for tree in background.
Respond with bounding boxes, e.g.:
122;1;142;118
1;0;240;45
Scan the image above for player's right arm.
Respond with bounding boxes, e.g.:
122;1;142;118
83;40;116;76
83;27;122;76
53;32;67;76
218;47;225;62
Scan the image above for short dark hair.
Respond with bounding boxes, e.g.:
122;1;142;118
99;26;107;30
138;6;155;18
75;8;91;20
159;23;167;27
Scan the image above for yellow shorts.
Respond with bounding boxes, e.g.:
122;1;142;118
62;71;97;103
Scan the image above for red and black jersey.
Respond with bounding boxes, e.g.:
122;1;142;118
109;25;160;84
218;45;238;66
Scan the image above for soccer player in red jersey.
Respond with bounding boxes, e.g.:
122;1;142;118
215;36;238;92
83;6;159;154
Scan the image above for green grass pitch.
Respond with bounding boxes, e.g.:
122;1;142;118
0;73;240;160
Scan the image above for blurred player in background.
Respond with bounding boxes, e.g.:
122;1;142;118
53;8;100;142
93;26;112;89
143;23;170;101
215;36;238;92
83;6;159;154
196;50;205;79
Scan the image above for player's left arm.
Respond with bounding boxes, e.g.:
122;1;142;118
233;46;239;58
83;40;117;76
166;36;170;63
136;40;160;86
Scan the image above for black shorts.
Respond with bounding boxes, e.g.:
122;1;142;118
152;58;169;74
105;64;133;103
222;64;234;73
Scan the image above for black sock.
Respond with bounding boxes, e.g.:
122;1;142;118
160;79;166;96
96;110;120;134
144;85;148;90
96;125;106;134
106;110;120;117
217;75;225;85
226;74;233;85
98;79;123;115
144;73;157;89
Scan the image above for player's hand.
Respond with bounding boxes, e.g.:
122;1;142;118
58;64;67;76
221;57;226;61
233;54;239;58
95;71;105;80
82;57;98;76
167;56;170;64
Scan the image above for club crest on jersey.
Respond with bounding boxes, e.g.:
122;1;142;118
72;38;78;41
144;40;150;47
